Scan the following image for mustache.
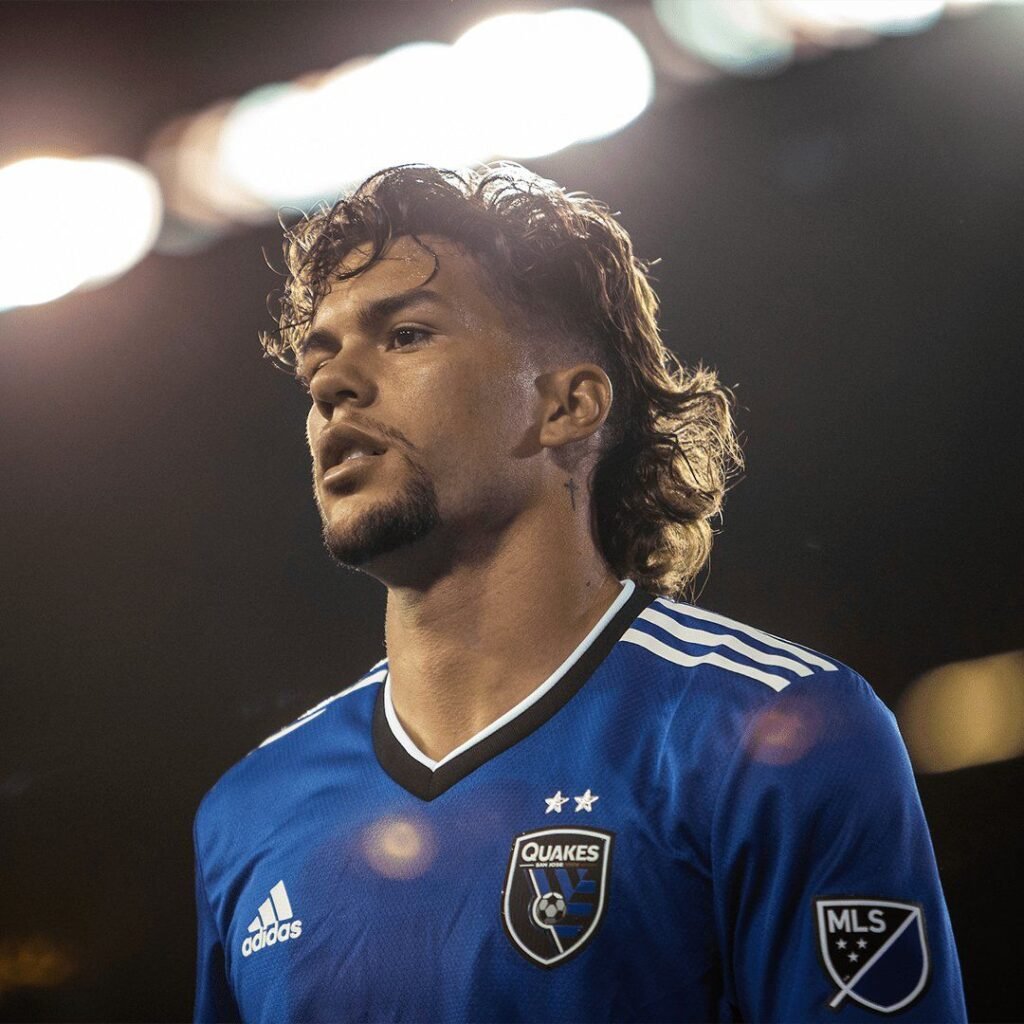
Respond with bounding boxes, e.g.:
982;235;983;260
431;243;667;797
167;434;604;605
367;418;419;453
314;415;421;468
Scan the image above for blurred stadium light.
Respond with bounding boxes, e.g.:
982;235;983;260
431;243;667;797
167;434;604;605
3;0;1022;305
452;9;654;159
217;46;477;207
770;0;946;40
652;0;796;76
898;650;1024;773
146;0;1020;247
148;6;654;241
649;0;1010;75
0;156;162;312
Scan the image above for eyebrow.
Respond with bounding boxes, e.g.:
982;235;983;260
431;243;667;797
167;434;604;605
296;286;450;359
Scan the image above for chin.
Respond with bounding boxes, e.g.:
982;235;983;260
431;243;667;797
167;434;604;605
320;468;440;568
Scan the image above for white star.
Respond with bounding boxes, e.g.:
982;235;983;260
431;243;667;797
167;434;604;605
848;952;859;963
574;788;599;812
856;938;868;949
835;939;847;949
544;790;569;814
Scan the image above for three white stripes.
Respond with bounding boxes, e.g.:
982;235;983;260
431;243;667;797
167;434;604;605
622;597;836;692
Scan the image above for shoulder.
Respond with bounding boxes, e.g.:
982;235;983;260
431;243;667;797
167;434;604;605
623;593;862;703
624;597;915;851
619;593;896;767
195;657;387;832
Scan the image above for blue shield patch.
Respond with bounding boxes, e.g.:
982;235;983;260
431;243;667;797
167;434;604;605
815;897;931;1014
501;828;613;967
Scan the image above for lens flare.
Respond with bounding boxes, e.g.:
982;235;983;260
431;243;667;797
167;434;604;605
361;814;437;879
744;694;826;765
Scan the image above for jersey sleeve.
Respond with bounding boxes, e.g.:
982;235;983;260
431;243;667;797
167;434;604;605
710;670;966;1023
193;811;242;1024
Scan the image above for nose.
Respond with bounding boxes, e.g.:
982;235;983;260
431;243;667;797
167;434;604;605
307;349;377;413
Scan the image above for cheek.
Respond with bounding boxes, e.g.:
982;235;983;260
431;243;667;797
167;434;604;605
387;350;537;481
438;363;531;453
305;407;323;456
439;373;538;491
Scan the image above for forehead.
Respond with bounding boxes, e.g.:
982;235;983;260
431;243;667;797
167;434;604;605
308;233;512;333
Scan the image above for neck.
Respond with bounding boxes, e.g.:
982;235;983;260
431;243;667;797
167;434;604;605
381;500;621;762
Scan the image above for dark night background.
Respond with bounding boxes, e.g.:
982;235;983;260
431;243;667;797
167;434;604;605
1;2;1021;1020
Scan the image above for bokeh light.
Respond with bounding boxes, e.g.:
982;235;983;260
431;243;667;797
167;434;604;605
451;8;654;158
0;937;76;995
898;650;1024;773
772;0;946;38
0;156;162;312
653;0;795;76
217;46;475;208
150;7;653;229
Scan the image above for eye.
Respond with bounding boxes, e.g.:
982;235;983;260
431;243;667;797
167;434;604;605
389;326;433;349
294;326;431;393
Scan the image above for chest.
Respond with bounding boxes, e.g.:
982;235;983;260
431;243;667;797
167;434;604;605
224;769;718;1023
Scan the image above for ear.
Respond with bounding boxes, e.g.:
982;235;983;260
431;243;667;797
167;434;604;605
536;363;613;450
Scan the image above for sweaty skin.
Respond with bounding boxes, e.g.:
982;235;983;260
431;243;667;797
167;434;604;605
303;234;619;761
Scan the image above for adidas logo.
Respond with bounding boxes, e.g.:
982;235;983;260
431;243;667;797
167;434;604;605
241;880;302;958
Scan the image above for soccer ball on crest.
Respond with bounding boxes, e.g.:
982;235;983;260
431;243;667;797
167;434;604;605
532;891;567;925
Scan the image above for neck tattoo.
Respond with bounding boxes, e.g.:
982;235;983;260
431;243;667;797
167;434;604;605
564;477;578;511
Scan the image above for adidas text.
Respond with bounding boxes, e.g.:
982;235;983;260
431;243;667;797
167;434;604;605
242;920;302;957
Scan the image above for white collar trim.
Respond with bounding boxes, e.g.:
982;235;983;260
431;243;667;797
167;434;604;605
382;578;635;772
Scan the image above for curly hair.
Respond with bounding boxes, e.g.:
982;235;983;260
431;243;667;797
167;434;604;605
260;162;743;600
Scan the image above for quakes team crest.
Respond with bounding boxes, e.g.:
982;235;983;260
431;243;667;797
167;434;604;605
815;898;931;1014
501;828;613;967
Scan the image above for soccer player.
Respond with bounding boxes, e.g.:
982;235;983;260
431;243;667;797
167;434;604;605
193;164;966;1022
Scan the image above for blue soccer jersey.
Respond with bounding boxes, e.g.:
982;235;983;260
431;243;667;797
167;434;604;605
193;580;966;1022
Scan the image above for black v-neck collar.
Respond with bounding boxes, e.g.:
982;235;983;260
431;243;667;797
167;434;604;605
372;583;656;801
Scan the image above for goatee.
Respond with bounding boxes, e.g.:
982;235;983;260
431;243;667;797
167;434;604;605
320;455;440;567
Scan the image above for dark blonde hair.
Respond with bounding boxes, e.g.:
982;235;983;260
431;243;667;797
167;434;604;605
260;163;743;599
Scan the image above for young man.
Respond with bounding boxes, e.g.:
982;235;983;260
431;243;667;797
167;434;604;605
193;164;966;1022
